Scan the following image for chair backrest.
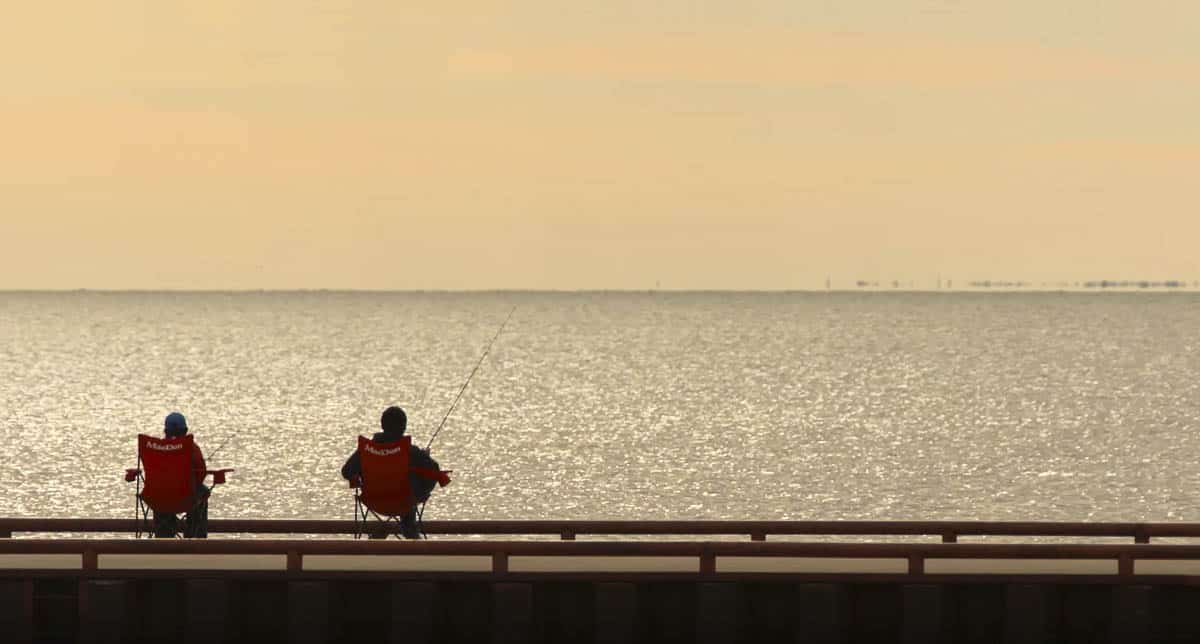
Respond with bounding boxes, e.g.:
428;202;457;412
357;435;414;517
138;433;197;514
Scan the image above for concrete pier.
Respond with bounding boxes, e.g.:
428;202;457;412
3;576;1197;643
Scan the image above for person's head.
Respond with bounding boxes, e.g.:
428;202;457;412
381;406;407;435
164;411;188;438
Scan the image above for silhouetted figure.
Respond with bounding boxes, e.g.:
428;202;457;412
342;406;442;539
154;412;210;538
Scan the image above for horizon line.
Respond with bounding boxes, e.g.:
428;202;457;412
2;287;1199;295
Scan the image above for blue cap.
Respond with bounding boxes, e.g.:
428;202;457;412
164;412;188;437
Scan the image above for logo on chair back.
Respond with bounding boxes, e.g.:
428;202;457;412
365;444;405;456
146;442;183;452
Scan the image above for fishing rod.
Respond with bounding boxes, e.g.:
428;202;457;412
425;305;516;451
205;430;240;463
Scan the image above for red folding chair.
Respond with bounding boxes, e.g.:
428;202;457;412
124;434;232;538
350;435;450;539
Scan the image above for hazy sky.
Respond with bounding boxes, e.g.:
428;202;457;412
2;1;1198;289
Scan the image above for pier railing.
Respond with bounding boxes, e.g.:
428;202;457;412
8;519;1200;642
10;526;1200;642
5;536;1200;581
7;515;1200;539
3;518;1200;542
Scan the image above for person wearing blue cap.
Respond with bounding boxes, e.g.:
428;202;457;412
154;411;211;538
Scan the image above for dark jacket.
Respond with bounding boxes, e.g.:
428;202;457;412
341;432;440;503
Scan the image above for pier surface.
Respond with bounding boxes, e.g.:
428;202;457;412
3;518;1200;643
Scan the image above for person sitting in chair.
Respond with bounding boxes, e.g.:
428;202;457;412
341;406;444;539
155;411;210;538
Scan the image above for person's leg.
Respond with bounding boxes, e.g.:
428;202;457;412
185;501;208;538
400;509;421;540
184;487;211;538
152;511;177;538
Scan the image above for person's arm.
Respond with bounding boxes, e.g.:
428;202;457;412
341;451;361;481
192;444;208;488
411;446;438;470
410;446;450;488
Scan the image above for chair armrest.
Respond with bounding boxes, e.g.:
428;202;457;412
414;467;452;487
207;469;234;485
124;468;141;482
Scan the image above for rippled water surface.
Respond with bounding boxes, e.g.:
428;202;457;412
2;292;1198;524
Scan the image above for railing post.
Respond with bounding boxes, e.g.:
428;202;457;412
907;554;924;575
287;550;302;573
700;548;716;575
82;548;98;572
1118;553;1133;576
561;530;576;541
750;531;766;542
493;551;509;575
941;533;957;544
78;546;98;638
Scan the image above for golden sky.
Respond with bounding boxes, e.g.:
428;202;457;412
2;1;1198;289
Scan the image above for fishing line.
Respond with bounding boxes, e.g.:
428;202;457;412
205;429;240;463
418;305;516;537
425;305;516;451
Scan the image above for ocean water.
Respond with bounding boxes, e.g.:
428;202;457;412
1;291;1198;526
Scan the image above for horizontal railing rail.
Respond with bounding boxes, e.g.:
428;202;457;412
2;518;1199;542
4;538;1200;556
7;537;1200;557
4;538;1200;578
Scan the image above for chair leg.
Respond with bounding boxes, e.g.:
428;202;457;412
366;510;391;539
365;512;414;540
355;497;423;540
354;497;366;540
135;498;147;538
